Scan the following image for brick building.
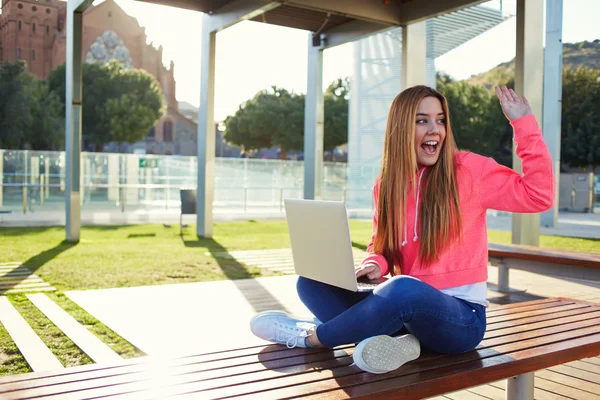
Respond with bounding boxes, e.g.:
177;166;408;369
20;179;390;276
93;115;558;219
0;0;196;155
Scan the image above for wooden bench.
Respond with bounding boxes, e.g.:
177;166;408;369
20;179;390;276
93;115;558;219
489;243;600;292
1;297;599;399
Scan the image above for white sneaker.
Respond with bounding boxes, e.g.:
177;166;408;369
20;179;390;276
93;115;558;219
250;311;319;348
353;334;421;374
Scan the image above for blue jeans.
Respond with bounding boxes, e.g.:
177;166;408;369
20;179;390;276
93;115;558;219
297;275;486;354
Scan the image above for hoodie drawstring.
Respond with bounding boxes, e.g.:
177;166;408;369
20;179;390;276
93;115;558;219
402;168;426;247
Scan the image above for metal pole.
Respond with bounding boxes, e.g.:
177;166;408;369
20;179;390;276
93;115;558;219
23;186;27;214
304;32;324;200
40;177;44;206
66;5;85;242
512;0;544;246
498;262;510;292
280;188;283;211
506;373;535;400
121;186;125;212
196;13;217;238
540;0;563;228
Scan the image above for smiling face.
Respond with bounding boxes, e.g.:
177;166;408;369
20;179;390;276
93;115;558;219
414;96;447;167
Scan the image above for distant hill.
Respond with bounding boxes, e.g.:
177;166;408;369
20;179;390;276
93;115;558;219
467;40;600;87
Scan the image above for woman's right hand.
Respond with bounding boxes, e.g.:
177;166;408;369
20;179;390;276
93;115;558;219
355;263;382;280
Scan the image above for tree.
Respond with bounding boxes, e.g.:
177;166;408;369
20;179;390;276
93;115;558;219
0;61;63;150
27;81;65;150
223;79;350;159
437;75;513;166
0;61;34;149
324;78;349;153
561;66;600;170
47;60;166;152
224;87;304;159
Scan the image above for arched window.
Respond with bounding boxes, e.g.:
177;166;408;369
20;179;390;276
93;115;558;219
163;120;174;142
146;126;155;139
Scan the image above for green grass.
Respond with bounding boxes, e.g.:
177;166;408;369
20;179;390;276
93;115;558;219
0;220;598;377
1;221;598;291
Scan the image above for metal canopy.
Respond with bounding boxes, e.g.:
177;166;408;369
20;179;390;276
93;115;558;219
134;0;487;33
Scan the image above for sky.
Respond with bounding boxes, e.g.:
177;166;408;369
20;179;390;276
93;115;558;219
109;0;599;121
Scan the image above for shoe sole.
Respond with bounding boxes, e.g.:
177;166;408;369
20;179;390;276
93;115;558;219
353;334;420;374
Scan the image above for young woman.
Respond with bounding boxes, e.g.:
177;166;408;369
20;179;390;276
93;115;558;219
250;85;554;374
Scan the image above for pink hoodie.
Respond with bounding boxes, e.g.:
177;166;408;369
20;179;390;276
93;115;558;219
360;114;555;289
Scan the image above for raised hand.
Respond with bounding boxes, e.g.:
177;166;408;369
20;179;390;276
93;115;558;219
494;86;533;122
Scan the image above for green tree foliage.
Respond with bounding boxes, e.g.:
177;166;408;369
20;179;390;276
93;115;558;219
561;66;600;170
223;79;349;159
0;61;63;150
47;61;166;151
324;78;350;153
437;74;513;166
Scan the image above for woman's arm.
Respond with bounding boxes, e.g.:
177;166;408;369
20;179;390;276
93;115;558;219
478;87;555;212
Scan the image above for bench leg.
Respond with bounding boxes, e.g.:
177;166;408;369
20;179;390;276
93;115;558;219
497;262;527;293
506;372;534;400
498;262;510;292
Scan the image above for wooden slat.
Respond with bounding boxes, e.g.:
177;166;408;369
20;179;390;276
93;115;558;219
533;377;599;400
566;359;600;374
0;297;63;372
443;388;495;400
485;310;600;340
486;304;596;331
292;333;600;400
488;380;572;400
27;293;122;364
485;300;575;317
463;384;504;400
486;297;561;311
2;299;600;400
486;303;590;324
488;243;600;268
88;324;600;400
536;369;600;396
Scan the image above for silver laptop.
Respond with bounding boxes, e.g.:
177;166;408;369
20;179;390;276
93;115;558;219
284;199;387;292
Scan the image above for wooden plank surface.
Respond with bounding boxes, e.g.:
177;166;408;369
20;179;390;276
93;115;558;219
488;243;600;268
2;299;600;400
26;293;122;364
0;297;63;372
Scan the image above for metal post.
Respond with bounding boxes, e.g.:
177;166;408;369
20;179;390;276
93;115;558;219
304;33;324;200
66;5;84;242
401;21;427;90
40;176;44;206
506;373;535;400
498;262;510;292
540;0;563;228
121;186;125;212
512;0;544;246
197;13;216;238
280;188;283;211
23;186;27;214
44;158;50;199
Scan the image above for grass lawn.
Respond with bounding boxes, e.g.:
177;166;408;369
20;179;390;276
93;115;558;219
1;220;599;376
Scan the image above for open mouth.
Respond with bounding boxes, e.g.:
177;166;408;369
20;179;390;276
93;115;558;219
421;140;439;155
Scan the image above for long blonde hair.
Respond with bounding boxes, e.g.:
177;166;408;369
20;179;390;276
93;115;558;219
373;86;461;275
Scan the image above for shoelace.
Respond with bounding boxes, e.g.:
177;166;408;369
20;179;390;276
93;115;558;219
270;322;310;348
